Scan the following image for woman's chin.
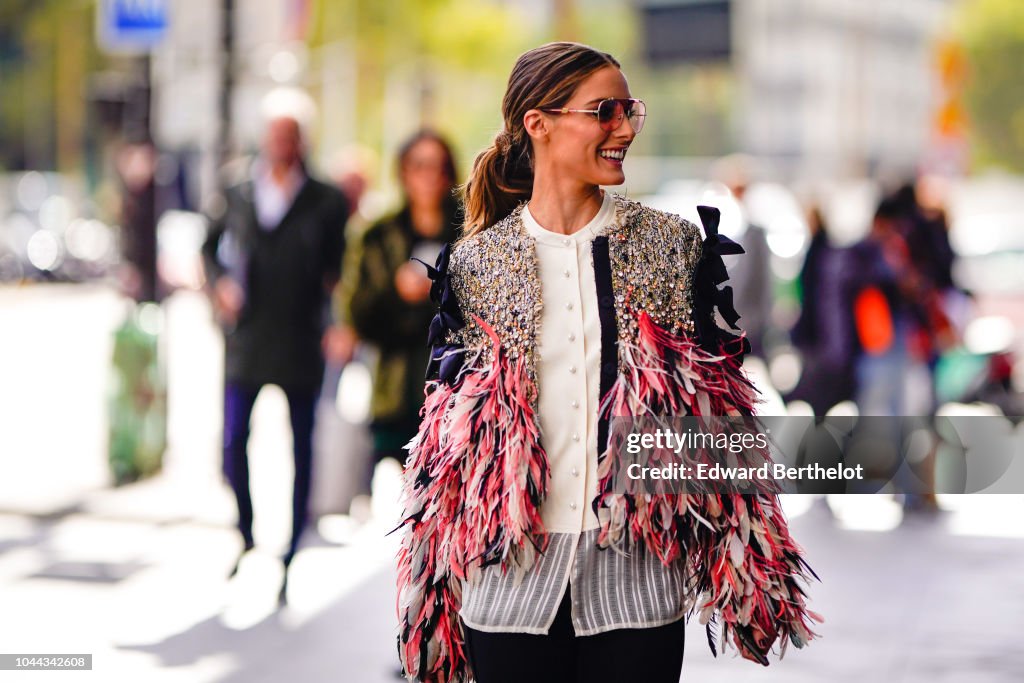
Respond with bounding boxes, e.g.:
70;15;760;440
600;171;626;186
582;168;625;187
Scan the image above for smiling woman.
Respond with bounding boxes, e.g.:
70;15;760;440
395;42;822;683
460;43;629;237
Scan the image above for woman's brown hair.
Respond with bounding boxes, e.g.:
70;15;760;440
461;42;619;238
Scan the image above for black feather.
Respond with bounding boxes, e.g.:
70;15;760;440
735;626;771;667
799;554;822;582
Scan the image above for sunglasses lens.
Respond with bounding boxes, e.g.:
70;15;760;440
628;100;646;134
598;100;646;133
596;100;621;129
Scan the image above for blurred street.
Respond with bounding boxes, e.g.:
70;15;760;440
1;284;1023;682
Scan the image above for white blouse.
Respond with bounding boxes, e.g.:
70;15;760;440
523;191;613;532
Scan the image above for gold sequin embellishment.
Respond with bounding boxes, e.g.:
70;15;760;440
444;194;702;382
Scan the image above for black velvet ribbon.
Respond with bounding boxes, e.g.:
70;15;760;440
693;205;752;358
412;242;466;384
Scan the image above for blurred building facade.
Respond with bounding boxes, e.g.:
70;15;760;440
637;0;957;187
734;0;956;181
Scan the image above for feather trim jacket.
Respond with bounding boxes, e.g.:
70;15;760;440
396;194;823;682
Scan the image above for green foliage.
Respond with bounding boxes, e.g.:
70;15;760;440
573;0;637;59
308;0;539;170
955;0;1024;171
305;0;659;189
0;0;109;171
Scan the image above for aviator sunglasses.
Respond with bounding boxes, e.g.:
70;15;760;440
542;98;646;134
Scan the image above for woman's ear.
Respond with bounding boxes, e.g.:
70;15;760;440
523;109;548;144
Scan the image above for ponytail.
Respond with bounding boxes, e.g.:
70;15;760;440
462;129;533;239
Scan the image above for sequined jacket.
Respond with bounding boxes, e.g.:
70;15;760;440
396;193;822;683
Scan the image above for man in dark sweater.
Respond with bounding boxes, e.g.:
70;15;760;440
201;114;349;601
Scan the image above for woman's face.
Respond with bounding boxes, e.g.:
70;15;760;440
538;66;638;187
401;138;453;209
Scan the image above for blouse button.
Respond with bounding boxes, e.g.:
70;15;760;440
568;333;576;342
571;466;579;477
563;269;571;278
569;502;577;510
562;238;571;246
571;399;579;408
569;365;577;374
572;433;580;442
565;302;573;311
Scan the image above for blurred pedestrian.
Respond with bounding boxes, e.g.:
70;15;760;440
900;178;966;383
847;196;940;510
909;177;957;292
786;206;857;414
330;143;379;227
201;112;349;602
337;130;460;500
850;197;918;415
115;141;159;303
790;206;829;352
857;185;958;416
713;154;773;358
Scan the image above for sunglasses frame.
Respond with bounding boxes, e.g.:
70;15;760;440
541;98;646;134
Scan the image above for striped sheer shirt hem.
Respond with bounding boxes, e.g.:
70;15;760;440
459;528;687;636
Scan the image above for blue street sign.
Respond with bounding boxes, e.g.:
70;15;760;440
97;0;169;54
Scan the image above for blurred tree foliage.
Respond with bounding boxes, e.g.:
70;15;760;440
0;0;659;181
305;0;638;182
0;0;108;172
955;0;1024;171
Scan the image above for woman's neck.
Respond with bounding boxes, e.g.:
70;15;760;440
409;202;444;237
526;180;603;235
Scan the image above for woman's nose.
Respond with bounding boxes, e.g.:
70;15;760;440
614;117;637;141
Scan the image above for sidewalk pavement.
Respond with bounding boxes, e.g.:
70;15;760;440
3;484;1024;682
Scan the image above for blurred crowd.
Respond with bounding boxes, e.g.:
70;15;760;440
786;178;965;417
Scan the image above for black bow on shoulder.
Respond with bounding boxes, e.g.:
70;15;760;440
693;205;752;358
412;243;466;384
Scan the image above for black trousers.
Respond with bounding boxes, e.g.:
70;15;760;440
222;381;318;565
462;590;686;683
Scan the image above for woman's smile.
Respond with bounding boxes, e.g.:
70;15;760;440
598;146;628;167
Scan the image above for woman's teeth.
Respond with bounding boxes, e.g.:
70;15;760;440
599;149;625;161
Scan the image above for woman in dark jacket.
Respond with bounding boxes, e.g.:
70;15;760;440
787;206;857;414
338;131;461;491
